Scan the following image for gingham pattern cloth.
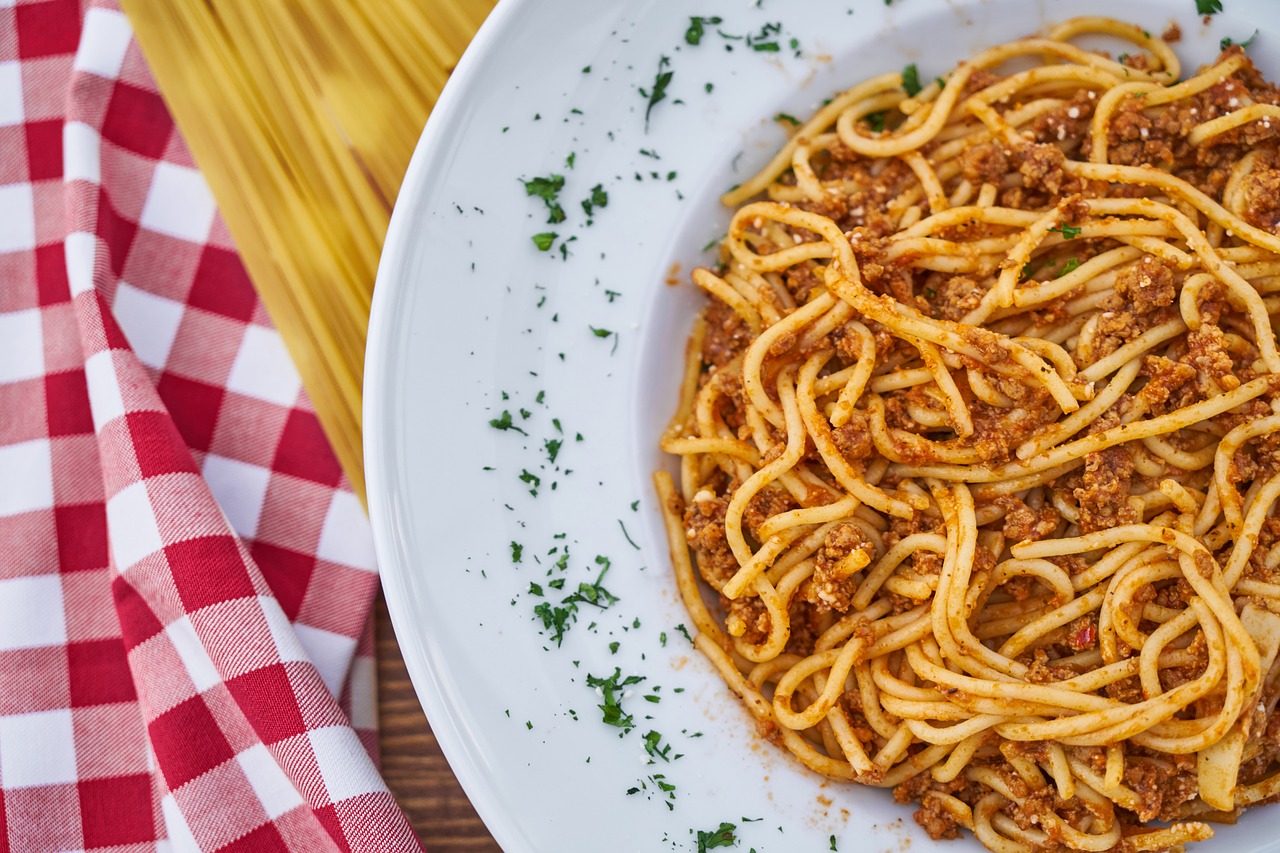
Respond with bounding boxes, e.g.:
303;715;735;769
0;1;421;850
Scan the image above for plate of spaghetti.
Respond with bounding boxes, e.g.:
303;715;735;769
367;1;1280;851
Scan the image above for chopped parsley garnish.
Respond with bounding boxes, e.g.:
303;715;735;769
489;410;528;435
901;63;921;97
830;836;838;851
585;667;645;732
533;601;575;645
864;111;886;132
532;232;557;251
696;822;737;851
522;174;566;223
1221;30;1259;50
774;112;800;126
643;729;672;761
582;184;609;217
590;326;619;355
564;152;576;169
675;623;693;643
528;582;543;596
1196;0;1223;14
544;438;563;463
640;55;673;130
1060;257;1081;276
1050;223;1081;239
685;16;722;45
570;556;619;608
511;541;523;563
746;21;783;52
618;519;640;549
519;469;541;496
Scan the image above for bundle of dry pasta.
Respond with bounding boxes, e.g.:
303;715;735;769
657;17;1280;852
120;0;495;500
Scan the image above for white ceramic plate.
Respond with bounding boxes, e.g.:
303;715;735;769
366;1;1280;850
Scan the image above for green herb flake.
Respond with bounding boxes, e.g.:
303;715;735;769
1051;223;1082;239
640;55;673;130
488;410;528;435
582;183;609;217
864;111;886;133
1221;30;1259;51
522;174;566;223
511;541;523;563
609;641;620;654
643;730;671;760
529;582;543;596
585;667;646;732
532;232;557;251
675;623;693;643
1060;258;1081;276
545;438;563;463
902;63;921;97
685;16;722;45
774;112;800;126
696;822;737;851
1196;0;1223;14
619;519;640;549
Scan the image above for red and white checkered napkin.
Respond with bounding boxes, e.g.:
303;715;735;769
0;1;422;850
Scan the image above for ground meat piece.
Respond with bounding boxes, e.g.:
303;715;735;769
805;523;875;613
1162;21;1182;42
701;298;751;368
1029;91;1096;150
832;411;874;462
1138;355;1199;413
1064;613;1098;651
1013;142;1068;194
1108;100;1175;168
1243;167;1280;232
712;370;747;432
684;496;738;587
1186;322;1241;391
960;141;1009;187
744;486;799;538
913;794;963;841
934;275;986;321
784;599;824;656
1114;256;1176;314
995;495;1059;542
1123;754;1199;822
961;68;1001;99
782;262;824;302
1082;306;1170;366
1024;649;1078;684
1075;446;1138;533
723;594;769;645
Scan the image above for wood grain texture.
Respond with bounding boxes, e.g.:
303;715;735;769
375;592;500;852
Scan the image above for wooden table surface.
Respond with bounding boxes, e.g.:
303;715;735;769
375;592;501;851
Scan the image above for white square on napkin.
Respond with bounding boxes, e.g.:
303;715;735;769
0;709;77;788
225;325;301;408
139;162;217;244
0;575;66;651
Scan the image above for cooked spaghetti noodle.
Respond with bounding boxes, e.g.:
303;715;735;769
657;18;1280;852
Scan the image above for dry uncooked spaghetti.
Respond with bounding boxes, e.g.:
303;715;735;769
657;17;1280;852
